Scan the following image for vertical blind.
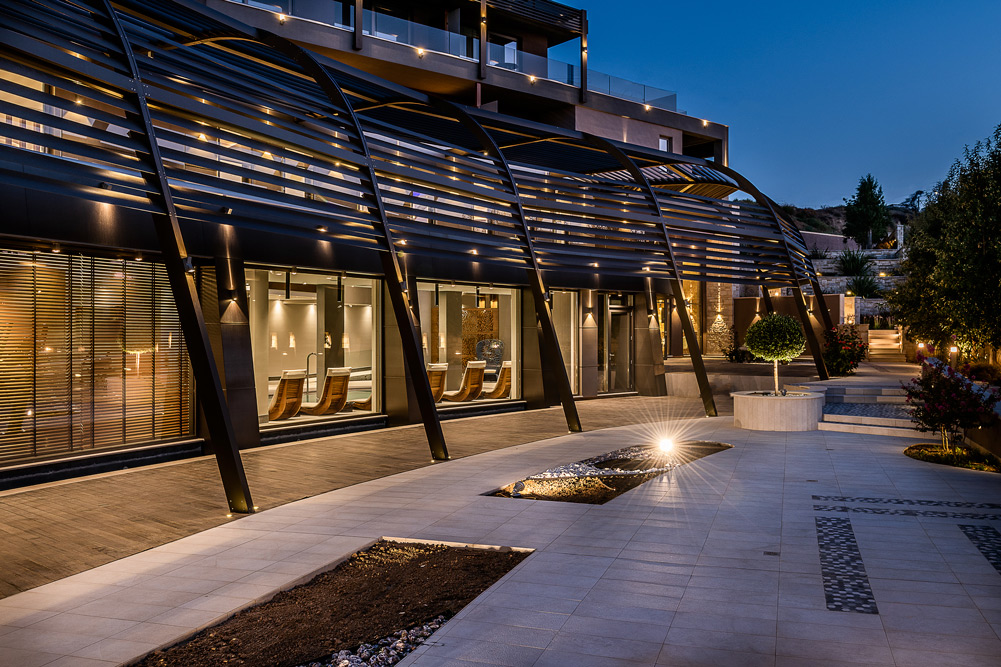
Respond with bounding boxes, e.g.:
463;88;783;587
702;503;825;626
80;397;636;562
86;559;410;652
0;249;191;464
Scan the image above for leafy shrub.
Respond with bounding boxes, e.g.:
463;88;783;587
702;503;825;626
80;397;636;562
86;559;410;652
724;346;759;363
745;314;806;394
901;358;1000;450
847;274;881;299
969;362;1001;385
808;246;829;259
823;325;868;376
835;249;874;276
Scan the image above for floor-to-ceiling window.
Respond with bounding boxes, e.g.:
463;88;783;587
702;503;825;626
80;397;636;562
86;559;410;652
416;282;520;402
0;248;192;465
248;269;379;424
551;290;579;394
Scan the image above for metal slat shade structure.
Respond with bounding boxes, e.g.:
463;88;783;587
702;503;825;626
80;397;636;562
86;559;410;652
0;0;831;504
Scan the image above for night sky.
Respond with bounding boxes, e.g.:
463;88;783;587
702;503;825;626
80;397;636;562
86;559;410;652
553;1;1001;207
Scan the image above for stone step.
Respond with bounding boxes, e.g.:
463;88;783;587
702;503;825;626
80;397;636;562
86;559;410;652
824;395;907;404
818;421;925;439
822;413;913;429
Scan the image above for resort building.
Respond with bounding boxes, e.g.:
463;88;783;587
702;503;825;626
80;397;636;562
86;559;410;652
0;0;834;510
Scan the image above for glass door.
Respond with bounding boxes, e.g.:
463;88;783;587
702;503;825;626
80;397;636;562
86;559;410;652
608;308;633;392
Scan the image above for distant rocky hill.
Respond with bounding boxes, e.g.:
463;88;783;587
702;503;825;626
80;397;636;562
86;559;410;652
777;204;845;235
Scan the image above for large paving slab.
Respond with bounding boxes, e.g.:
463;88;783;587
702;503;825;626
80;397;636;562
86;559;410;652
0;395;719;599
2;411;1000;667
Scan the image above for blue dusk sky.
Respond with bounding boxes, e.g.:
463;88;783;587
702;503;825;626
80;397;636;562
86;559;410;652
556;0;1001;207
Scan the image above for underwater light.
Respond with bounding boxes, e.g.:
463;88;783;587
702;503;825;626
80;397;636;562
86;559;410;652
658;438;675;454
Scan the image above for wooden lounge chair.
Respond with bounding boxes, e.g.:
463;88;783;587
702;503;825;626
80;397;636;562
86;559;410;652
300;367;351;416
442;360;486;402
267;369;306;421
350;395;372;410
427;363;449;402
482;360;512;399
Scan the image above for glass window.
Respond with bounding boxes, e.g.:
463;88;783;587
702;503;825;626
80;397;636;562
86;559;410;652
248;270;379;424
658;136;673;153
416;282;519;402
0;249;192;465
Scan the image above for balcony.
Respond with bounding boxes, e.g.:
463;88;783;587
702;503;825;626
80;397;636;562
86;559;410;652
229;0;680;113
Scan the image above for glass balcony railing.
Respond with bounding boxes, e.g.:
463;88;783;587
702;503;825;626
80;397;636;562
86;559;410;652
587;71;678;112
363;9;478;60
226;1;679;112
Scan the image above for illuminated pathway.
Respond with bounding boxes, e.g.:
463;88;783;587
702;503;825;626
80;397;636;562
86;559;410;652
1;411;999;666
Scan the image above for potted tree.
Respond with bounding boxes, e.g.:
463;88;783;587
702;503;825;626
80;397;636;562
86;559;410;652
731;314;825;431
744;314;807;395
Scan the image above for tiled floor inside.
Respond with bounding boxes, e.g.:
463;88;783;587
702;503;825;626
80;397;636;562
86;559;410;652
2;412;1000;666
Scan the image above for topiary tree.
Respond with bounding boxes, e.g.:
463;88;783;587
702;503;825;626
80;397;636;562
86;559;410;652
744;314;807;395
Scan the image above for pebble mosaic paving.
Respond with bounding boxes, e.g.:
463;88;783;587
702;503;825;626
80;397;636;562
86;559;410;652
814;505;1001;520
813;495;1001;509
821;403;910;418
814;516;879;614
960;524;1001;575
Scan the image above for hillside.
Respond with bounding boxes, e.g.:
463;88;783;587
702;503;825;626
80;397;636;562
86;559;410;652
778;204;845;234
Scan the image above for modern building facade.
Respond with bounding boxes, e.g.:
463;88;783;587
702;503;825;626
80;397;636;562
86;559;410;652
0;0;832;510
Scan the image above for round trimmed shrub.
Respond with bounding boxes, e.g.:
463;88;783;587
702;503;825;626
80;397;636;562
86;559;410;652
744;314;807;395
745;314;806;361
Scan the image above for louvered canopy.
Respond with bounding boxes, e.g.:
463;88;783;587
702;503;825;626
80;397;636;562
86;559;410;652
0;0;819;290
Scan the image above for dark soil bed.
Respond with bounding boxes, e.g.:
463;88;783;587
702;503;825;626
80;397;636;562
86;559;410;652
136;540;529;667
492;441;732;504
904;443;1000;473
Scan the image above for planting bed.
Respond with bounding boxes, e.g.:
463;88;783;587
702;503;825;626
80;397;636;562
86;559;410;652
135;540;529;667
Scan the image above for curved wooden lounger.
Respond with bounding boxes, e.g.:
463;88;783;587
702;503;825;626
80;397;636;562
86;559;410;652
267;369;306;421
482;360;512;399
442;360;486;402
300;367;351;416
427;362;449;402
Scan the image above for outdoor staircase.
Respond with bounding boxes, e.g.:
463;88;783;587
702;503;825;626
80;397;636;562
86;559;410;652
868;328;906;362
818;386;924;439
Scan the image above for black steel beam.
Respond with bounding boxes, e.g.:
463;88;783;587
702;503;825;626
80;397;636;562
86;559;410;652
791;280;830;380
251;30;449;459
586;134;717;417
99;0;254;513
433;98;581;433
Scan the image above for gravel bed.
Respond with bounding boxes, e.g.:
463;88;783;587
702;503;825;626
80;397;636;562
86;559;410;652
300;616;445;667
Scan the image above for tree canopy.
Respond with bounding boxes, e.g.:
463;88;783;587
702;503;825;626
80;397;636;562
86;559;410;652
887;124;1001;359
843;173;892;249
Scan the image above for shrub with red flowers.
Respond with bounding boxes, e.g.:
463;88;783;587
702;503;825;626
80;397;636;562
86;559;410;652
822;325;868;376
902;357;1001;451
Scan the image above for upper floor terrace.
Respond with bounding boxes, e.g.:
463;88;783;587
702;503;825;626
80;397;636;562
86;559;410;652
205;0;724;159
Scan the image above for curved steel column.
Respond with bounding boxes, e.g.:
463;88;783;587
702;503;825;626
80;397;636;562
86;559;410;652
99;0;254;512
432;99;581;432
687;162;831;379
585;134;717;417
251;30;449;459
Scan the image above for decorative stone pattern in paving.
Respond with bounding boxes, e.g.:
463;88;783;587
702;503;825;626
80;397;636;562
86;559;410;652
815;505;1001;520
814;495;1001;509
822;403;910;418
815;516;879;614
960;524;1001;575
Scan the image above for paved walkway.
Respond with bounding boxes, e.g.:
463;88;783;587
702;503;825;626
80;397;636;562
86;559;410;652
0;395;721;599
2;403;1000;666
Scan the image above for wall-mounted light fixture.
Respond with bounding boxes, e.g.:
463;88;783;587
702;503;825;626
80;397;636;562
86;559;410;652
277;13;287;24
417;48;425;58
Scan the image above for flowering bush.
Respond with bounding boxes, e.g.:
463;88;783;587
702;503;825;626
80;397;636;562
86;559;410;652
823;325;868;376
901;357;1000;451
